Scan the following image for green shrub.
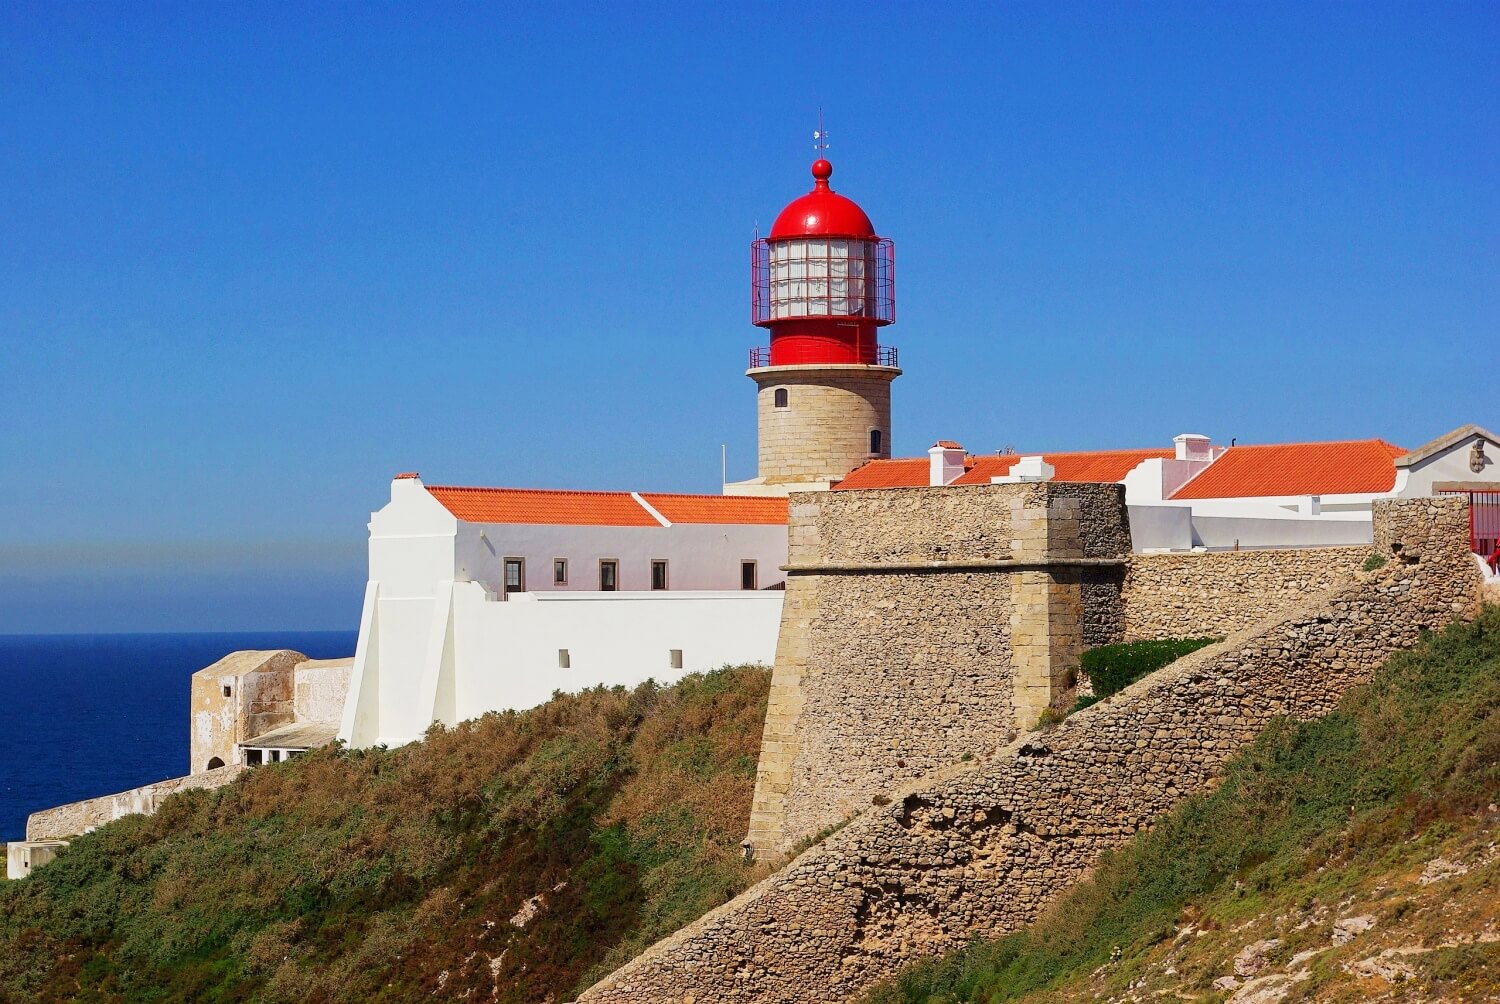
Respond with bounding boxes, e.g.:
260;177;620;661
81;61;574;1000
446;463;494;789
1080;637;1219;700
1364;552;1387;571
0;665;774;1003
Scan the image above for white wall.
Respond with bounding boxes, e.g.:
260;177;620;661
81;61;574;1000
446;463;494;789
1398;430;1497;496
1189;513;1373;549
453;521;788;594
1127;504;1194;550
342;476;791;747
1129;502;1374;552
1121;458;1215;504
340;584;783;747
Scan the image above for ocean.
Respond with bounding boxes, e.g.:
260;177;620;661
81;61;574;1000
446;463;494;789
0;631;357;843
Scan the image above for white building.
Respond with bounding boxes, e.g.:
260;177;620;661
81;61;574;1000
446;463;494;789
337;475;789;748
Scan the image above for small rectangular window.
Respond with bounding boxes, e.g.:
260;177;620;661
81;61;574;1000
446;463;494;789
669;649;684;670
246;749;263;767
774;387;789;409
553;558;568;585
741;560;758;590
651;559;668;590
869;429;883;455
600;559;618;591
558;648;570;669
504;558;525;595
222;684;232;698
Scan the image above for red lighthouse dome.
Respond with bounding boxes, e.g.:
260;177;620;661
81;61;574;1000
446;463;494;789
751;159;896;368
768;160;876;240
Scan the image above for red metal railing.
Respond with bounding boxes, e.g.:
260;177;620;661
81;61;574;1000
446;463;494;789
749;345;897;368
1468;491;1500;561
1440;490;1500;566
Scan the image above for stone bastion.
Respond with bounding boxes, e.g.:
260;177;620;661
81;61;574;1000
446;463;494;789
575;495;1481;1004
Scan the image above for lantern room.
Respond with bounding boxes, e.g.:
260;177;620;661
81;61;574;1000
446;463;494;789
750;159;896;367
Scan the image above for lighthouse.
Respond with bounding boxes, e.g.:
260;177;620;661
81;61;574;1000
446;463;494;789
725;156;899;495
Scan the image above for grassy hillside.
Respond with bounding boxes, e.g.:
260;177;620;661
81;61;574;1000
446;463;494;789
865;606;1500;1004
0;666;771;1003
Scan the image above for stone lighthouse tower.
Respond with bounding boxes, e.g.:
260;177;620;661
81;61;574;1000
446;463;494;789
725;156;899;495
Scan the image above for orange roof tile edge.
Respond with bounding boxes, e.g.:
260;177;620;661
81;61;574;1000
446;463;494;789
425;485;659;526
424;484;788;526
640;493;789;525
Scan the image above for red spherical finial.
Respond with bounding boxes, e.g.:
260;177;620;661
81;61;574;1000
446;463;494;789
768;158;875;239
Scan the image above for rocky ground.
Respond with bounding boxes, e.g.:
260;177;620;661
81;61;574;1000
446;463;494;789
1021;811;1499;1004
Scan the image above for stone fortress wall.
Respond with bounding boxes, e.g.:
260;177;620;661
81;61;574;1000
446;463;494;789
576;497;1481;1004
746;483;1132;859
1123;545;1371;641
25;764;244;843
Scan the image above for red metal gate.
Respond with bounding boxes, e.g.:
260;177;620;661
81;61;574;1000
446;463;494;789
1470;491;1500;561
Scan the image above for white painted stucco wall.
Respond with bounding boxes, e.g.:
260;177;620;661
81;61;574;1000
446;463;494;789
453;520;787;594
340;583;782;747
1397;429;1497;496
341;477;790;748
1128;503;1375;552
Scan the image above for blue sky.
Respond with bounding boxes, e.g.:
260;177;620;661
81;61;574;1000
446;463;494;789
1;2;1495;633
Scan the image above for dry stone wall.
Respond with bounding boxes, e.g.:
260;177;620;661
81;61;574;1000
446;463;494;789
576;498;1479;1004
26;764;244;842
1122;545;1369;641
746;482;1131;859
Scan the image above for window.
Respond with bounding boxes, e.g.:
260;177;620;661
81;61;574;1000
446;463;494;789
245;749;264;767
222;684;232;698
774;387;789;409
600;559;618;591
869;429;883;455
558;648;571;669
741;560;758;590
651;559;669;590
669;649;684;669
206;756;225;771
553;558;568;585
504;558;525;596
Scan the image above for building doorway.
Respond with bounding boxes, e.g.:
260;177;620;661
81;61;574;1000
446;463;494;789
504;558;525;597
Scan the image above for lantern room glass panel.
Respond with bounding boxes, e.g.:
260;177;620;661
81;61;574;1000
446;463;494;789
769;238;876;319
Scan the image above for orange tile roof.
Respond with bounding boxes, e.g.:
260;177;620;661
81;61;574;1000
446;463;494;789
834;449;1174;490
834;458;934;490
640;493;789;525
426;486;660;526
1168;440;1405;499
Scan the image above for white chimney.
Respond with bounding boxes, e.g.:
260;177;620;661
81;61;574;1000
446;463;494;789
1173;433;1213;462
991;456;1055;484
928;441;967;486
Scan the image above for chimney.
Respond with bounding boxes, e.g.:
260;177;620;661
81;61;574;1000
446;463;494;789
991;456;1056;484
928;441;967;486
1173;433;1212;462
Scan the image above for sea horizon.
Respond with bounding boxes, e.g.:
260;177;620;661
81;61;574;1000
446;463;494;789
0;630;358;843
